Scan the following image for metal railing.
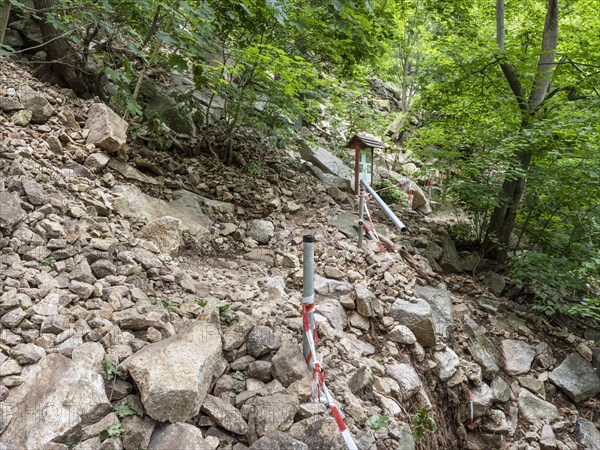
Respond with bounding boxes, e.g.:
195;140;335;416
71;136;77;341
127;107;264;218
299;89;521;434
358;179;406;248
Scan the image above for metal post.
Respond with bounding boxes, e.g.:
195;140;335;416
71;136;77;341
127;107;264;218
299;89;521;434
358;191;364;249
360;179;407;232
302;234;316;342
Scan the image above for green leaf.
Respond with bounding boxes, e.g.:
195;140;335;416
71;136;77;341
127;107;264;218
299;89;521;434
99;423;125;442
113;399;142;419
366;414;389;431
216;301;231;312
168;54;188;72
232;371;246;382
102;354;123;381
155;30;176;45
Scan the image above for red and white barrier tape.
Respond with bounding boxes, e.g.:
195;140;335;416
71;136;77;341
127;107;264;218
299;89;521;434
301;295;358;450
362;194;387;254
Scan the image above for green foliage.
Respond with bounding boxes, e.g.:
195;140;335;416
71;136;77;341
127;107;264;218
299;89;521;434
216;300;231;312
40;256;56;267
232;370;246;382
412;408;437;443
99;422;125;442
378;177;407;205
366;414;389;431
511;252;599;320
113;399;143;419
102;354;123;381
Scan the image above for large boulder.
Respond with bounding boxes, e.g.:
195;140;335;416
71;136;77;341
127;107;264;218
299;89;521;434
142;83;197;136
249;394;299;437
298;141;353;181
148;423;212;450
574;418;600;450
549;353;600;402
436;235;462;274
201;394;248;435
17;89;54;124
140;216;183;256
518;388;558;424
246;219;275;244
0;192;25;231
464;317;500;379
386;363;422;400
113;184;212;237
501;339;536;376
85;103;128;152
390;298;436;347
413;283;453;339
124;321;222;422
0;354;110;450
271;341;311;387
250;431;308;450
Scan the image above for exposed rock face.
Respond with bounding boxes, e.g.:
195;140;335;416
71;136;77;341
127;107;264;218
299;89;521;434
0;354;110;450
140;216;183;256
501;339;536;376
85;103;128;152
298;142;353;182
549;353;600;402
390;298;436;347
124;321;222;422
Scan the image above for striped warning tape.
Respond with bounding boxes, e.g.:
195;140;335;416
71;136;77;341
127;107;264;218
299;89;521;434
301;295;358;450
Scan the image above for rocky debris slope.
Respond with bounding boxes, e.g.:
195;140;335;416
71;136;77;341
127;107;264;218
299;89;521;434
0;58;599;450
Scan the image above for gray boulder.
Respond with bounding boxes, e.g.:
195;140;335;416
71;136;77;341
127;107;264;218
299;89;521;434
140;216;183;256
271;341;310;387
124;321;222;422
413;283;453;339
501;339;536;376
85;103;128;152
386;363;421;400
574;418;600;450
250;394;299;437
201;394;248;435
17;89;54;124
434;347;460;381
0;354;110;450
250;431;308;450
464;318;500;379
549;353;600;402
298;141;353;181
247;325;280;357
314;275;353;296
518;388;558;424
390;298;436;347
355;282;383;318
246;220;275;244
0;192;25;230
148;423;211;450
483;272;506;296
437;235;462;274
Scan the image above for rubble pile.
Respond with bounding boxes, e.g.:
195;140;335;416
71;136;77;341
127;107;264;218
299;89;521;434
0;58;599;450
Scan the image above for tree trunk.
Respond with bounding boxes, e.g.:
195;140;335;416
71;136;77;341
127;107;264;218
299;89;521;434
0;0;10;48
32;0;91;96
484;0;558;261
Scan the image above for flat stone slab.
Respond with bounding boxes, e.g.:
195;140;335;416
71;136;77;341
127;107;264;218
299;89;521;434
549;353;600;402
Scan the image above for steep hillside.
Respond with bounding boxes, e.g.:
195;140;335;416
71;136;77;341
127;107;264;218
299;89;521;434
0;58;599;450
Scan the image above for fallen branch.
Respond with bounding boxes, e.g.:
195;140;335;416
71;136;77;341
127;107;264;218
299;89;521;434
378;234;441;285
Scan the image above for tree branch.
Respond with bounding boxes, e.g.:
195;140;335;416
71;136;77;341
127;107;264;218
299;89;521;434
528;0;559;109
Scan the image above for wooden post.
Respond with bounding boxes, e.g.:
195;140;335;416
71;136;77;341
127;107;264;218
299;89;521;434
354;142;360;195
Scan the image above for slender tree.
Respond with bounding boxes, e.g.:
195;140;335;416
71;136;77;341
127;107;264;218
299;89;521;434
0;0;10;47
484;0;559;260
32;0;91;96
